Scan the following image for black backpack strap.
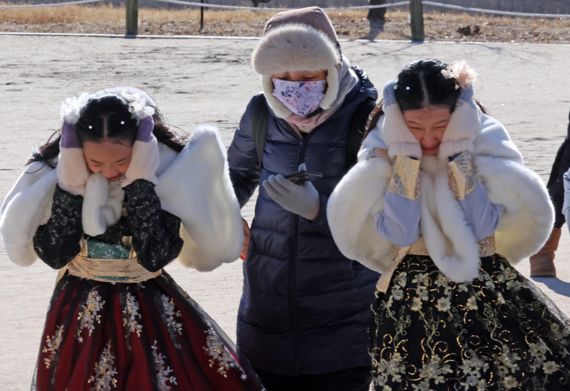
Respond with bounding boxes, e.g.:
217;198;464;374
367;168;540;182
250;93;376;170
346;97;378;168
250;94;269;168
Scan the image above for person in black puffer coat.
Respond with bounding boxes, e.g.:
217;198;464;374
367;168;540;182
227;6;379;391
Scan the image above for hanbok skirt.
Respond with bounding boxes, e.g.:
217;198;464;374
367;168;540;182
370;254;570;390
32;271;264;390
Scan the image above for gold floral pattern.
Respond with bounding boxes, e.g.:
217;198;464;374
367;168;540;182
388;155;421;200
151;340;178;391
42;324;64;369
448;150;478;200
203;326;245;379
371;254;570;390
88;341;118;390
77;288;105;342
122;292;143;337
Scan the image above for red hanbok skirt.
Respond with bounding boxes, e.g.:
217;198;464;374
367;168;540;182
32;271;264;390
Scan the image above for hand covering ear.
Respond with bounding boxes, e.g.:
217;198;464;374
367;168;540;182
263;174;320;220
121;116;160;188
380;82;422;159
56;122;90;196
438;84;478;160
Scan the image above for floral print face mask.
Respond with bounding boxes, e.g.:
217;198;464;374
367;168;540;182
272;79;326;117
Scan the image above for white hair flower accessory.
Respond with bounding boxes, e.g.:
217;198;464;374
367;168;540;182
58;87;156;127
121;88;155;122
60;92;90;125
441;60;477;89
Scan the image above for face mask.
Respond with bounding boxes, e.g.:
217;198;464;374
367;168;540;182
272;79;326;117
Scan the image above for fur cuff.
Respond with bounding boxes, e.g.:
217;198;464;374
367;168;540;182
476;156;554;263
56;148;90;196
157;124;243;271
122;137;160;188
381;106;418;148
440;85;480;143
82;174;124;237
380;82;418;145
419;170;481;283
0;168;57;266
327;157;396;273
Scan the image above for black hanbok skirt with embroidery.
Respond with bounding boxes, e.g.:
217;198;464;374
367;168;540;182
370;254;570;390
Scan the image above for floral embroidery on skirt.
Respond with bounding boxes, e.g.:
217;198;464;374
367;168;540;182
32;272;264;390
370;254;570;390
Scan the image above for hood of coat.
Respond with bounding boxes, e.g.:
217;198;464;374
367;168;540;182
252;7;351;119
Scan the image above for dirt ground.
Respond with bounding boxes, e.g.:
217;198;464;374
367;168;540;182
0;35;569;389
0;7;569;43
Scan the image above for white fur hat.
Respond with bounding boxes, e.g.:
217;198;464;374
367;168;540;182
252;7;342;117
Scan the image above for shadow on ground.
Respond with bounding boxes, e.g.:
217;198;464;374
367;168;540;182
532;276;570;297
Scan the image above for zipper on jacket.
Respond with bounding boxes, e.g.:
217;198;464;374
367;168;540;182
289;132;312;375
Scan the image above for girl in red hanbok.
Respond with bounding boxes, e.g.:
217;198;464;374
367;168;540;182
0;87;264;390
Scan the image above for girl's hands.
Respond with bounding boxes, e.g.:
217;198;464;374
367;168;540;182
56;123;90;196
122;116;160;187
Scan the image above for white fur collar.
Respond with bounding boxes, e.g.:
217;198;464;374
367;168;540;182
380;80;480;159
328;94;553;283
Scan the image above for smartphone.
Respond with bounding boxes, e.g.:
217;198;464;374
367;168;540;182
285;171;323;185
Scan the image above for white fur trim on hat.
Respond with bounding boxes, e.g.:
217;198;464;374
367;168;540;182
252;24;340;75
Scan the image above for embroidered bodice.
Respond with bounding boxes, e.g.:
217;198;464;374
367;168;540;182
33;179;183;272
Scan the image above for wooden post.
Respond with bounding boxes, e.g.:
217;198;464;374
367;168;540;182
199;0;205;32
409;0;424;42
126;0;138;36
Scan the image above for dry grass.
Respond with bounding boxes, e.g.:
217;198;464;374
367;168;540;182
0;5;569;43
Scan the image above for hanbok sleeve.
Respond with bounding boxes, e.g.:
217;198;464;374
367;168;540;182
123;179;183;272
448;151;503;241
33;186;83;269
376;155;421;247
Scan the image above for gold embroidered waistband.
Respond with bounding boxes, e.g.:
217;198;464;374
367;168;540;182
61;255;161;283
376;236;496;293
406;236;495;258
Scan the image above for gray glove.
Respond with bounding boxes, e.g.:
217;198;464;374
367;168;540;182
263;174;320;220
